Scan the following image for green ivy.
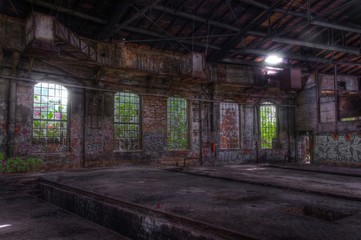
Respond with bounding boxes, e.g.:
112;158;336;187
0;153;43;174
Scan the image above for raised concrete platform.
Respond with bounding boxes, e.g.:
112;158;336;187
0;175;128;240
38;165;361;240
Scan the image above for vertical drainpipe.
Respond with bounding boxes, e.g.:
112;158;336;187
0;47;3;69
294;108;298;163
254;105;259;163
7;51;20;158
82;88;87;168
334;64;338;134
287;107;291;162
199;101;203;166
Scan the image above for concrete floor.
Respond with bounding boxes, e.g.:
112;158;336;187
38;165;361;240
2;165;361;239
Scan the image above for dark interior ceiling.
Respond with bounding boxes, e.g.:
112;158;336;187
1;0;361;76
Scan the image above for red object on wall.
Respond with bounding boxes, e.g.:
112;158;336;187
211;142;217;152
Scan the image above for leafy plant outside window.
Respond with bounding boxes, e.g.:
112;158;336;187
260;102;277;149
114;92;141;151
33;83;68;144
167;97;188;150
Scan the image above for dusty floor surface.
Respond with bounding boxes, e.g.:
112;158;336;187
40;165;361;240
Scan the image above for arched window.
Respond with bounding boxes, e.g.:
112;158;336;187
114;92;141;151
167;97;188;149
260;102;277;149
33;82;68;144
220;102;240;149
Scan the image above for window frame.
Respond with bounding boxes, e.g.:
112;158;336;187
167;96;189;150
32;82;69;145
259;102;277;150
219;101;240;150
113;91;142;151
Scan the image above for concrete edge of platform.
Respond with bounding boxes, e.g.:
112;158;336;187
38;177;258;240
266;164;361;178
165;168;361;202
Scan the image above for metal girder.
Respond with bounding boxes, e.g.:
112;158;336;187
123;26;220;50
20;0;361;69
111;0;163;33
24;0;106;24
97;1;131;40
238;0;361;34
243;49;333;64
272;37;360;55
311;20;361;34
207;0;285;62
222;57;291;69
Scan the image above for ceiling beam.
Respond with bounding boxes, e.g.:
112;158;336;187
123;26;220;50
21;0;361;69
243;49;333;64
311;20;361;34
97;1;131;40
111;0;163;33
238;0;361;34
222;57;292;69
150;5;241;32
24;0;106;24
25;0;361;38
272;37;360;55
207;0;285;62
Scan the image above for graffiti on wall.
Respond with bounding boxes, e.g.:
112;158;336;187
259;149;288;162
219;103;240;149
315;133;361;163
143;133;166;152
218;149;255;164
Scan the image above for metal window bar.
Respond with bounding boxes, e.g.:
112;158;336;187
114;92;141;151
167;97;188;150
32;82;68;144
220;102;240;149
260;102;277;149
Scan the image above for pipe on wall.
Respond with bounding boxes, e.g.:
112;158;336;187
199;101;203;166
334;64;338;133
6;51;20;157
1;75;298;106
82;88;87;168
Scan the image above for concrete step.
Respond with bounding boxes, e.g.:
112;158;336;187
38;178;256;240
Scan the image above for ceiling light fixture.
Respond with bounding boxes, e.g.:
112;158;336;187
265;55;283;65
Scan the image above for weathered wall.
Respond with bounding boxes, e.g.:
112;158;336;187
143;95;167;157
0;14;299;169
315;133;361;165
296;73;361;165
295;77;318;131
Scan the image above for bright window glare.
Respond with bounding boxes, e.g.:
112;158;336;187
0;224;11;228
265;55;283;64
